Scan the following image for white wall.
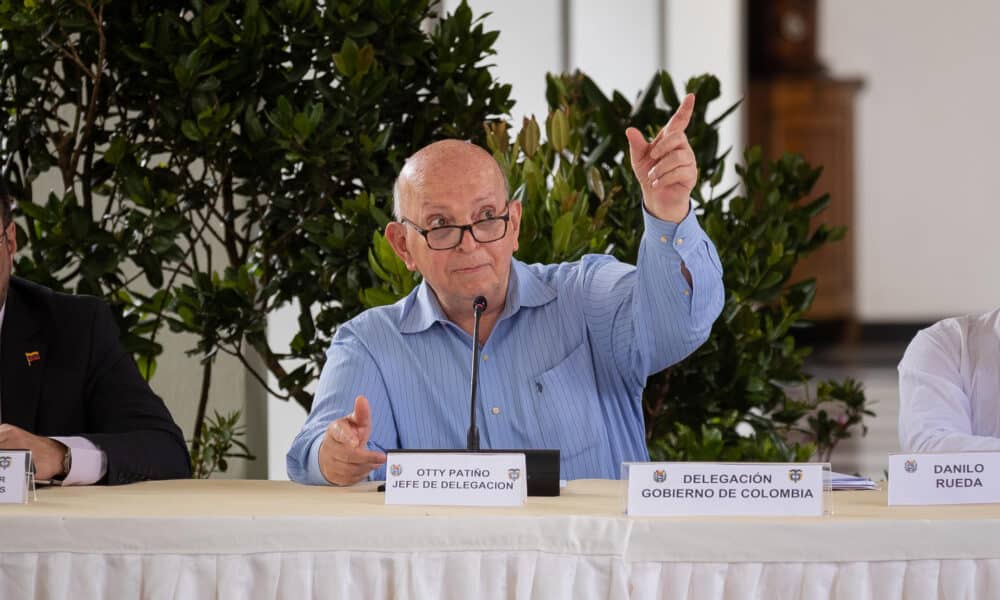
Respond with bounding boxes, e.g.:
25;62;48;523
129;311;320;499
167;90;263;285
663;1;744;198
462;0;744;155
571;0;661;97
820;0;1000;321
266;304;310;480
461;0;562;127
152;331;263;479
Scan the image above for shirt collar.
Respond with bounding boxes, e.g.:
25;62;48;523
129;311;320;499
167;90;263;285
399;258;557;334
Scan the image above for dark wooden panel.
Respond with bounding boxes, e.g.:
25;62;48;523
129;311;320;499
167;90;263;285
747;78;863;321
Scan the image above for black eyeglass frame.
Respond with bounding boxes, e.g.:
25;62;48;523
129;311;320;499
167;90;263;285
400;207;512;251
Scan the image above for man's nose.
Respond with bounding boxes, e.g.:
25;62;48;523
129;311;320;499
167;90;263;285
456;226;480;252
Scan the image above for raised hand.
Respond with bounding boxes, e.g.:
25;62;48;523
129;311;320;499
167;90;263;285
318;395;387;485
625;93;698;223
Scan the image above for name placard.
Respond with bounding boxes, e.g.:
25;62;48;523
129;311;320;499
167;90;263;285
888;451;1000;506
625;462;827;517
0;451;31;505
385;452;527;507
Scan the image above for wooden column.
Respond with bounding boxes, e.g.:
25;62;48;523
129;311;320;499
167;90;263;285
747;77;863;323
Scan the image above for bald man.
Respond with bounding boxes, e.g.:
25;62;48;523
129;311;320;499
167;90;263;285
287;95;725;484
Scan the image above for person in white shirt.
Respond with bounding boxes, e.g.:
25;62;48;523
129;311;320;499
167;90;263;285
898;307;1000;452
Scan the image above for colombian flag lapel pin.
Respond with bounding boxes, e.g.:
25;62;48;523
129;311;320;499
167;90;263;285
25;351;41;366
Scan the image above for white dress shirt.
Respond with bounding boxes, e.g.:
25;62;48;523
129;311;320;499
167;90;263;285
898;306;1000;452
0;300;107;484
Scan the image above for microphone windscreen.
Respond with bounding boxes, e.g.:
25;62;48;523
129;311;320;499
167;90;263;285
473;295;488;312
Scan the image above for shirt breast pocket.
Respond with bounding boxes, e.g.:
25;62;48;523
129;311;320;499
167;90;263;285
529;341;606;466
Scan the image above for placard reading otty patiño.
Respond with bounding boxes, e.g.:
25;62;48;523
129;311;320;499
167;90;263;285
385;452;527;507
889;451;1000;506
625;462;827;517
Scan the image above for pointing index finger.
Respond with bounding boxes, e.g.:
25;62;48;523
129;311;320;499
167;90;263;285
665;93;695;136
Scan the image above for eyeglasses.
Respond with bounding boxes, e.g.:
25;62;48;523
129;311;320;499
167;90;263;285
400;210;511;251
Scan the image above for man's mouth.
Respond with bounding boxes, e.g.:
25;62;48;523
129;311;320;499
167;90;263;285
453;263;488;274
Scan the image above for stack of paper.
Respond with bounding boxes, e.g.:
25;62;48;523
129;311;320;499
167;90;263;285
825;471;878;491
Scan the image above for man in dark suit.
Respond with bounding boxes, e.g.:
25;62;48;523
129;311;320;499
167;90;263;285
0;178;191;484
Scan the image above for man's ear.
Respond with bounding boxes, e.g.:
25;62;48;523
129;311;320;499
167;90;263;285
385;222;417;271
508;200;522;252
4;221;15;256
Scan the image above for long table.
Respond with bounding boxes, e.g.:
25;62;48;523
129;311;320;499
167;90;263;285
2;479;999;599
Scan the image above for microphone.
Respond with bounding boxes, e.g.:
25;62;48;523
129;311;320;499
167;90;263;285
389;294;559;496
466;295;487;451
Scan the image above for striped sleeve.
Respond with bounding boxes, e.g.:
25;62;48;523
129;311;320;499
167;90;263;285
583;204;724;391
286;323;396;485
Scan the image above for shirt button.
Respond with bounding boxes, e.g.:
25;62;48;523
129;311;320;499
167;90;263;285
683;290;690;296
482;354;489;361
491;407;501;415
676;238;684;246
659;235;669;244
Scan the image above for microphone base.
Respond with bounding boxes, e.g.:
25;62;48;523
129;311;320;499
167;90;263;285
389;448;560;496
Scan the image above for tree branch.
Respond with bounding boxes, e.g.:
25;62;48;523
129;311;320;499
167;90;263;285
221;169;241;266
249;338;314;410
190;354;214;463
68;1;106;184
219;342;295;401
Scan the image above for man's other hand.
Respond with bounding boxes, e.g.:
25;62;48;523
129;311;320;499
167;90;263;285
317;395;387;486
0;423;68;480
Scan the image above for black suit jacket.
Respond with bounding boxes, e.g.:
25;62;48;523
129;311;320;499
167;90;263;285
1;277;191;484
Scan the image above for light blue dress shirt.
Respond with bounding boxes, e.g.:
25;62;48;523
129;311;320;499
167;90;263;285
287;207;724;483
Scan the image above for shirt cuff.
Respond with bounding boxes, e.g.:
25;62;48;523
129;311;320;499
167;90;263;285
641;200;706;260
50;436;107;486
307;434;332;485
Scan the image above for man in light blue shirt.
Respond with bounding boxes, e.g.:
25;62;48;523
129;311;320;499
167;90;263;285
288;94;724;484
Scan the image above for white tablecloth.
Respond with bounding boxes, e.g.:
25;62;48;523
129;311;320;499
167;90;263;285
2;479;1000;599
